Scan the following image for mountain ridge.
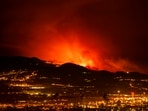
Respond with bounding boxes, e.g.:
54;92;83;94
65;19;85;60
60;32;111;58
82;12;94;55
0;56;148;94
0;56;147;75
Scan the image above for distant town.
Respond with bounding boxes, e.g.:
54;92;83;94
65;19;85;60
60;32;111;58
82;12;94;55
0;56;148;110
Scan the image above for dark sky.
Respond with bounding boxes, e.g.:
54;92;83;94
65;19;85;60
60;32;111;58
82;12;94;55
0;0;148;73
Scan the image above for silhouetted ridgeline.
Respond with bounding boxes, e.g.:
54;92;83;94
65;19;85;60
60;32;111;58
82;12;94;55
0;56;148;94
0;56;56;71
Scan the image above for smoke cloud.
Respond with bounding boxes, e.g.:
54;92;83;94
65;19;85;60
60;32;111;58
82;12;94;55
0;0;147;73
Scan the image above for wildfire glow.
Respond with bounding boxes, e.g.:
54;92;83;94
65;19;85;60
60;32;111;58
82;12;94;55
49;36;98;69
33;33;101;70
25;31;144;72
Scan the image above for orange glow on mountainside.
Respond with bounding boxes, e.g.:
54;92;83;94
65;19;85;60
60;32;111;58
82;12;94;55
47;36;98;70
31;33;102;70
25;32;145;73
0;0;147;73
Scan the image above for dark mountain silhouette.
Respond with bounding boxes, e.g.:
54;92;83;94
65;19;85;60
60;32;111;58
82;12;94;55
0;56;56;71
0;56;148;94
58;62;91;74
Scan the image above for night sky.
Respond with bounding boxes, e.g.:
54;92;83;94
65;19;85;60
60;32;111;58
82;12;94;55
0;0;147;73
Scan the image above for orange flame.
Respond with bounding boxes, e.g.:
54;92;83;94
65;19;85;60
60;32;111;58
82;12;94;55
26;31;144;73
49;36;98;69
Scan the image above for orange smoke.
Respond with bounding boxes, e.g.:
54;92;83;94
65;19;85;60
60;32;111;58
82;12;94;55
25;30;145;73
43;34;100;70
